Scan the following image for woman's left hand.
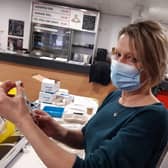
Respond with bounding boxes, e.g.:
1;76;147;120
0;81;30;125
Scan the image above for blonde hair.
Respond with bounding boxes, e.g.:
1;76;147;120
119;20;168;87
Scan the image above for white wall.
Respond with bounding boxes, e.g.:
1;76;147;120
0;0;131;53
97;14;131;53
0;0;32;50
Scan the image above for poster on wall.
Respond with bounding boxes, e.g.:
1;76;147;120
8;19;24;37
82;15;96;31
70;9;83;30
8;37;23;50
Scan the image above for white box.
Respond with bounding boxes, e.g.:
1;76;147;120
41;79;60;93
39;91;56;104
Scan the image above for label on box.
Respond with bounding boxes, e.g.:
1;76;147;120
41;79;60;93
39;91;56;104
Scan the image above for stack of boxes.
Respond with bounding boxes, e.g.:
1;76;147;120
39;78;60;104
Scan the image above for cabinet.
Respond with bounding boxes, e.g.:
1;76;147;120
31;24;71;61
69;30;96;65
30;1;100;65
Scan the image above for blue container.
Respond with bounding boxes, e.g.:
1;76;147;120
43;106;64;118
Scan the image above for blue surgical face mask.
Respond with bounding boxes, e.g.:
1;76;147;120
111;59;141;91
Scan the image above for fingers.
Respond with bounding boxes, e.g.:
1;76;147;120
0;80;16;93
33;110;51;121
15;80;23;87
0;87;6;97
15;82;25;98
34;110;49;116
0;80;24;97
0;80;29;124
30;112;39;125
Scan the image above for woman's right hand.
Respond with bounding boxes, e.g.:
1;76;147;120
33;110;62;138
33;110;84;149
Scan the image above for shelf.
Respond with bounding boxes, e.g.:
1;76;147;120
0;52;90;73
72;44;94;49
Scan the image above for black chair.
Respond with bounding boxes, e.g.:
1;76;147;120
89;48;111;85
94;48;108;62
89;61;111;85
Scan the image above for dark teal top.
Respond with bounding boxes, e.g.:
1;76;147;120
73;90;168;168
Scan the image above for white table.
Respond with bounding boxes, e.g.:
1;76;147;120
7;144;46;168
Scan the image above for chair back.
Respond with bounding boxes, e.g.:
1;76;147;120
155;89;168;168
156;142;168;168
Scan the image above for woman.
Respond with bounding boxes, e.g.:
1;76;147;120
0;20;168;168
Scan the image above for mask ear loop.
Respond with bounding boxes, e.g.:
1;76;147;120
138;69;150;90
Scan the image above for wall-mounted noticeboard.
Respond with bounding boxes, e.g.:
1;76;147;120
32;2;99;33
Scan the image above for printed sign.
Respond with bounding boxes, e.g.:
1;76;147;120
32;2;71;28
32;2;98;32
69;9;83;30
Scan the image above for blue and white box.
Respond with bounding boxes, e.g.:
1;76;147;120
39;91;56;104
41;79;60;93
